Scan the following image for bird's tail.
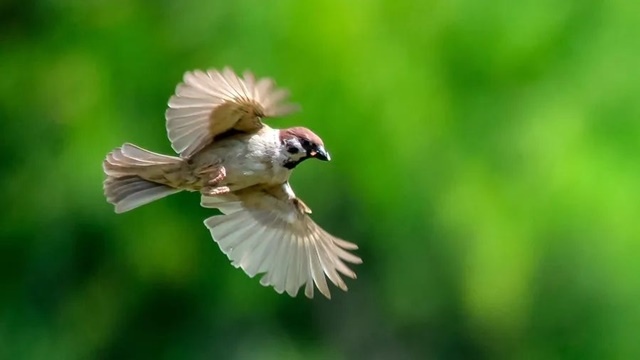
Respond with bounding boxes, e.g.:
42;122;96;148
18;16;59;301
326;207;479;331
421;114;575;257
103;143;184;213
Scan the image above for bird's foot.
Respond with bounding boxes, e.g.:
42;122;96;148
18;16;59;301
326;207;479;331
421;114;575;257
201;186;230;196
199;165;229;196
200;165;226;185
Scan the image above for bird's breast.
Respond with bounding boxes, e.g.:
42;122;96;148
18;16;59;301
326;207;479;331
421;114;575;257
189;133;290;191
223;154;291;190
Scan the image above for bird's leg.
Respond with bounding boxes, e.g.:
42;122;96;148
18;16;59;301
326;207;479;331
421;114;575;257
200;165;230;196
202;186;231;196
202;165;226;184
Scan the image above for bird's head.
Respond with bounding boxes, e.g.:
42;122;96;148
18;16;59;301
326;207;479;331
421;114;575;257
279;127;330;169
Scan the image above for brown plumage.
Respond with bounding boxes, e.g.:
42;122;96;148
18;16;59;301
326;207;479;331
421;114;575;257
102;67;360;298
280;127;324;146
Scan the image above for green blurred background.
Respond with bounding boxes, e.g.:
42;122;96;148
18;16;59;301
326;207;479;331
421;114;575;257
2;0;640;359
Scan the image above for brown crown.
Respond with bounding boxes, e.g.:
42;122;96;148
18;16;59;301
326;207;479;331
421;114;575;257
279;127;324;146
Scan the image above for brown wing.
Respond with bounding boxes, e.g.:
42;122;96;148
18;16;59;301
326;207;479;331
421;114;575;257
165;67;299;158
201;183;361;299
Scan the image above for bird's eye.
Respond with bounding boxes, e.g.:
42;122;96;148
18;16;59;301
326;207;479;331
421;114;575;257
287;146;299;154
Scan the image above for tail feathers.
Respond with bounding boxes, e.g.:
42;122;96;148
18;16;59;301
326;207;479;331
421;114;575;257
104;175;180;213
104;143;183;177
103;143;184;213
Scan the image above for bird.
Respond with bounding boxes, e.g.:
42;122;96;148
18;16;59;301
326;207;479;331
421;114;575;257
102;67;361;299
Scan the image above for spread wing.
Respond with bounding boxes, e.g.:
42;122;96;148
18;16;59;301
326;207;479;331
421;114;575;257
166;67;299;158
201;183;361;299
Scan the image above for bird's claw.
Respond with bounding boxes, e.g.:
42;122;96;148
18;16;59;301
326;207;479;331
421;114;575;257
201;186;230;196
203;166;226;186
199;165;228;196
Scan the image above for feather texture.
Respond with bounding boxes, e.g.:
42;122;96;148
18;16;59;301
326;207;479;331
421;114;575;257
103;143;184;213
103;176;180;213
201;183;361;299
166;67;299;158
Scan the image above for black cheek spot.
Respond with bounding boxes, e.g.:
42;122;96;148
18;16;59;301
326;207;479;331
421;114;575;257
283;160;298;169
283;155;310;170
287;147;299;154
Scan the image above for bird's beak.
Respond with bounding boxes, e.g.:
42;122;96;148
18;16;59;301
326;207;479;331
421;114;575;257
310;146;331;161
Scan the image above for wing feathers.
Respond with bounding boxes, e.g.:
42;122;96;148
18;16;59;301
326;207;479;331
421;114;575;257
303;238;315;298
265;227;290;294
166;68;298;158
313;232;348;291
243;235;271;277
307;237;330;298
202;187;361;299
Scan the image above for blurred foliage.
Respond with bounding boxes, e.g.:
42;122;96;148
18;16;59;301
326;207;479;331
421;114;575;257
1;0;640;359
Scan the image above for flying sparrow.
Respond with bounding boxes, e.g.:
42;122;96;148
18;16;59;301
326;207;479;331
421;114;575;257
103;67;361;298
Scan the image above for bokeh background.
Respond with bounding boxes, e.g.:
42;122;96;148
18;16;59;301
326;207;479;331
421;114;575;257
2;0;640;359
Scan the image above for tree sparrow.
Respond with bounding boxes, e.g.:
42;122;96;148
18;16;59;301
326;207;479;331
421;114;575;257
103;68;361;298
